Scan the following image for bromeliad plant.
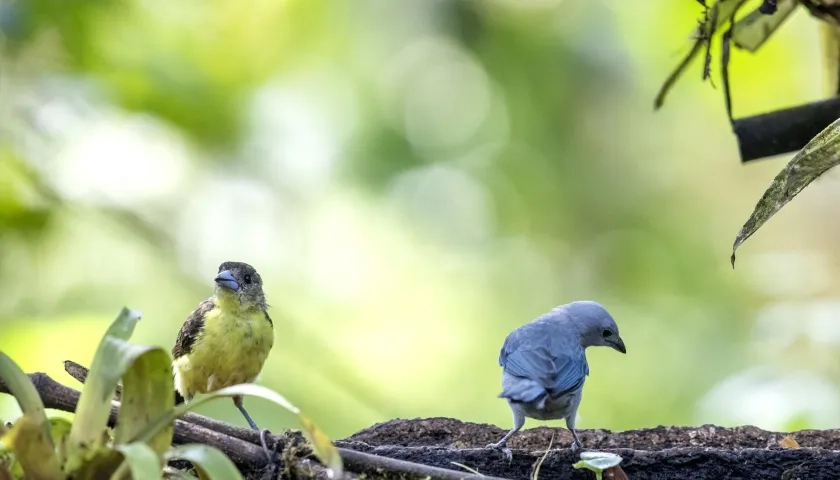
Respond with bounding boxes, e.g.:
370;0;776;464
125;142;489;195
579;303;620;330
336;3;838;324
0;308;343;480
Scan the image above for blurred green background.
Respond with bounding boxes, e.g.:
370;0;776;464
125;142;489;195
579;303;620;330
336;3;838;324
1;0;838;440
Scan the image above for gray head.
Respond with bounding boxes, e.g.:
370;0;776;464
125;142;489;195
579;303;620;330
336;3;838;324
558;300;626;354
213;261;266;310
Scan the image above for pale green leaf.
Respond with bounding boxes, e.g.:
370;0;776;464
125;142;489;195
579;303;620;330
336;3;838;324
575;451;623;471
0;352;51;444
165;444;242;480
113;347;174;457
70;308;142;452
112;443;162;480
0;414;63;480
732;116;840;266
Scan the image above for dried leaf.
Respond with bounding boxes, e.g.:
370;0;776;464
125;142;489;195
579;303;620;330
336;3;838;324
821;23;840;96
731;116;840;266
731;0;798;52
778;435;801;449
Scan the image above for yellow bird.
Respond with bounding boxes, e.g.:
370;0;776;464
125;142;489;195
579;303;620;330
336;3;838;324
171;261;275;447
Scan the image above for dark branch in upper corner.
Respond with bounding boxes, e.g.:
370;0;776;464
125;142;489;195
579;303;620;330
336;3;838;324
733;97;840;162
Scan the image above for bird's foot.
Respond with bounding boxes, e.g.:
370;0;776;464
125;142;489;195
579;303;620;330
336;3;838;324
485;442;514;462
570;440;583;454
259;428;278;465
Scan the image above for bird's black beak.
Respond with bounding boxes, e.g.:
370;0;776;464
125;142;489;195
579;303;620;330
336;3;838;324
214;270;239;291
610;336;626;354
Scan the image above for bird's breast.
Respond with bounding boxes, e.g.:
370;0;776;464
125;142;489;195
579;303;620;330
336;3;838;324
176;307;274;395
520;392;580;421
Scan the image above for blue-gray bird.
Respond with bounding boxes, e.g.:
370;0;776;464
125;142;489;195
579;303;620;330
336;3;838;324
487;301;626;459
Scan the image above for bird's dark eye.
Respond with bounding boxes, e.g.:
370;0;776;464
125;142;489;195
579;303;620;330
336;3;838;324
602;330;612;338
243;274;252;285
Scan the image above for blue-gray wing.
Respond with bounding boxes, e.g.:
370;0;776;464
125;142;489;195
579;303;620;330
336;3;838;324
499;325;588;396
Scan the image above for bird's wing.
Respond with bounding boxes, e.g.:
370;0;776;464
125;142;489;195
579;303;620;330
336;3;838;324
172;299;215;359
499;324;588;396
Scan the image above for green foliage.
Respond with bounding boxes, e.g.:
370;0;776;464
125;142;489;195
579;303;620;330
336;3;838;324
0;307;343;479
731;116;840;266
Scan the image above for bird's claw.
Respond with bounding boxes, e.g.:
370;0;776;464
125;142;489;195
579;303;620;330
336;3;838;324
570;440;582;454
485;443;514;462
259;428;278;464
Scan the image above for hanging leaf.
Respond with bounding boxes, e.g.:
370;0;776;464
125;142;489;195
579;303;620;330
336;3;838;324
730;0;797;52
731;116;840;266
654;0;751;109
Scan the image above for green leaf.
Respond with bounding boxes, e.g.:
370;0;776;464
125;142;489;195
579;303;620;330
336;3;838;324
113;347;174;457
0;352;51;443
730;0;797;52
133;384;343;479
111;443;162;480
0;414;63;480
731;116;840;266
165;444;242;480
573;451;623;480
48;418;73;466
67;308;142;471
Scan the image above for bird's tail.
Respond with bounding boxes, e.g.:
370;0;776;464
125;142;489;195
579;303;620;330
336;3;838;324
499;378;548;407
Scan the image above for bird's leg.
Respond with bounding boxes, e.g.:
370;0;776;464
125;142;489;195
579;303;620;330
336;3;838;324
232;395;275;464
566;416;583;452
486;406;525;462
233;395;260;430
569;429;582;453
